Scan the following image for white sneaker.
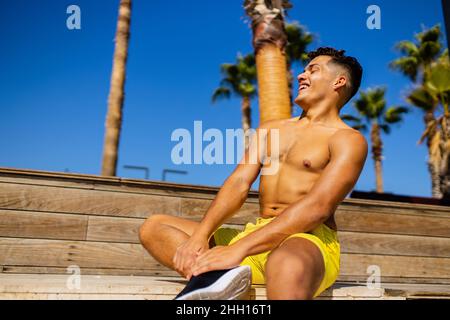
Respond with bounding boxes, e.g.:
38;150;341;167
174;265;252;300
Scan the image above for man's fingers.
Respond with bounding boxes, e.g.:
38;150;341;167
192;254;215;275
192;262;214;276
181;254;197;278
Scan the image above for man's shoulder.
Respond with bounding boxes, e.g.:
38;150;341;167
329;127;368;154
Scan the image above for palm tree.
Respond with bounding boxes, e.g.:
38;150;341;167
285;22;314;113
390;25;442;82
424;55;450;197
244;0;292;124
101;0;132;176
390;25;444;196
212;54;257;148
344;88;408;193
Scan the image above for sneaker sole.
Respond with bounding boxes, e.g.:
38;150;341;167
175;265;252;300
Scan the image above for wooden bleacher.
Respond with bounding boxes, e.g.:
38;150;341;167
0;167;449;300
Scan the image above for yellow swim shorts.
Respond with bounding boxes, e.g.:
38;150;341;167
213;216;340;298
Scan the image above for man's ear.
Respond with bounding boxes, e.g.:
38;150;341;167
333;75;347;91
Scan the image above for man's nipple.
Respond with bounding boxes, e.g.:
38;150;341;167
303;159;312;168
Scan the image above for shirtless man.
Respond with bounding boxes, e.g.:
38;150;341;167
139;47;368;300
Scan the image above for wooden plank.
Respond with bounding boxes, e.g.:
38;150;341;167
0;176;95;190
86;216;143;243
0;167;259;198
0;238;160;270
86;215;245;244
340;253;450;279
341;198;450;217
335;210;450;238
4;265;450;284
179;198;259;224
0;274;186;294
0;167;120;182
0;210;88;241
0;183;180;219
338;231;450;258
336;275;450;285
0;266;178;277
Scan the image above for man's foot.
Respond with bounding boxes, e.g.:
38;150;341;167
174;265;252;300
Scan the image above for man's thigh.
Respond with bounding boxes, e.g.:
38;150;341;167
143;214;199;237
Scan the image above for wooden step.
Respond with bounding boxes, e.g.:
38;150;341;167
1;274;449;300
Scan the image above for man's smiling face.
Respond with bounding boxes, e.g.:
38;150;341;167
294;55;342;109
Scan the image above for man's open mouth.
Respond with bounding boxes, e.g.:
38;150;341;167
298;83;310;92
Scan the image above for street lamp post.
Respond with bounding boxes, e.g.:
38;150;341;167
162;169;188;182
123;165;150;179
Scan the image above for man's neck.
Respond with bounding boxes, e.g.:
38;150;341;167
301;100;341;126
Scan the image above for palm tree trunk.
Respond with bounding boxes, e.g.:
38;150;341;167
101;0;132;176
424;111;443;198
440;102;450;198
371;123;384;193
429;136;443;198
245;0;291;124
286;61;295;114
256;44;291;124
241;96;252;148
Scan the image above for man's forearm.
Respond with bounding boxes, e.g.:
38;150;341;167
194;177;251;239
231;196;333;256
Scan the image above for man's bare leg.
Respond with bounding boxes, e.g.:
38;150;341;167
139;214;207;274
265;237;325;300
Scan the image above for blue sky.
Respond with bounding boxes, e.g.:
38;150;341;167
0;0;447;197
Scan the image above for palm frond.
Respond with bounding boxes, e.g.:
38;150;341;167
214;52;258;102
211;87;231;103
285;21;314;65
352;124;368;132
416;24;441;44
395;40;419;56
341;114;361;122
426;62;450;94
389;57;419;82
354;87;386;120
419;41;442;64
407;86;438;111
384;106;409;124
379;124;391;134
341;114;367;132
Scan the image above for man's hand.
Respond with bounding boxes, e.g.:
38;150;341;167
173;235;210;280
191;245;246;277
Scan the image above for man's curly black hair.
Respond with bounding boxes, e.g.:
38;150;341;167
307;47;363;104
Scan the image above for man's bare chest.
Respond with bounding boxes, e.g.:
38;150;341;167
265;127;334;172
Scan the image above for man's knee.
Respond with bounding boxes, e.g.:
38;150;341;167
266;249;308;282
265;246;319;299
139;214;166;244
